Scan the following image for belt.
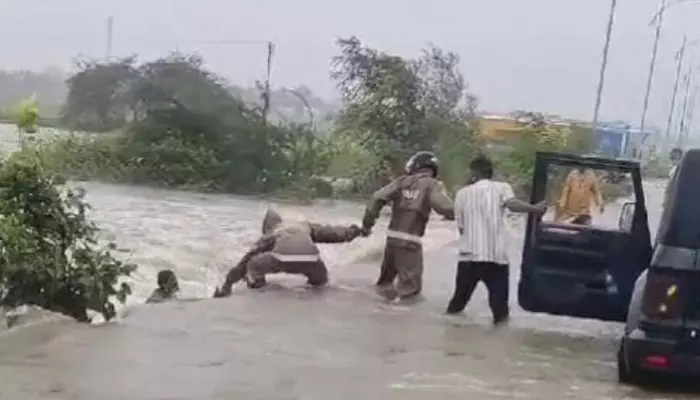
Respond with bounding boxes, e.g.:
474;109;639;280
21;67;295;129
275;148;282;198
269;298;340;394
271;253;321;262
386;229;423;244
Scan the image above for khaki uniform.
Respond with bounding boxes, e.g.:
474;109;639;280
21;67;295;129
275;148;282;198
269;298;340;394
218;210;361;292
363;171;455;299
555;169;603;224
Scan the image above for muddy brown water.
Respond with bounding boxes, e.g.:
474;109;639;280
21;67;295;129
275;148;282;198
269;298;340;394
0;177;687;400
0;125;683;399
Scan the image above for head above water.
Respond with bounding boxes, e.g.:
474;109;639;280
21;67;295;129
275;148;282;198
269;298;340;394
262;207;310;235
405;151;439;178
262;208;283;234
157;269;179;293
469;155;494;183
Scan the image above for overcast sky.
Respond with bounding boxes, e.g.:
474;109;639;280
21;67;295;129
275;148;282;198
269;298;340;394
2;0;700;129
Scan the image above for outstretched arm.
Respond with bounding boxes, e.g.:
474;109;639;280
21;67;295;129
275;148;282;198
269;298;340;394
502;183;546;214
213;234;277;297
309;223;363;243
362;178;401;231
454;190;464;235
237;234;277;268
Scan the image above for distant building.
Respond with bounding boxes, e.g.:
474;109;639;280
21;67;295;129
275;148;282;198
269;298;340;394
478;113;574;144
477;113;656;159
594;122;654;159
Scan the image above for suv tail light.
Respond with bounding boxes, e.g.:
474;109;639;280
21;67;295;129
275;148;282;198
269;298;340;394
641;271;683;320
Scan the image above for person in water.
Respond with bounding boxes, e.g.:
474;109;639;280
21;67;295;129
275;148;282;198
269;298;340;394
446;155;547;325
146;269;180;304
554;167;604;225
363;151;455;302
213;209;368;296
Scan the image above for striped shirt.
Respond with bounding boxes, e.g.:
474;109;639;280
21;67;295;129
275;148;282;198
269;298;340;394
454;179;515;264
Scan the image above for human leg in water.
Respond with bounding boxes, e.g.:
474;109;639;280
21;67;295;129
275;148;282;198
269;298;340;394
393;245;424;302
304;260;329;288
245;253;284;289
376;245;399;300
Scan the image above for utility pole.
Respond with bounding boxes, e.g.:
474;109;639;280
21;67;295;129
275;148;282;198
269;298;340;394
640;0;666;138
665;35;687;147
682;85;698;146
677;67;692;144
106;16;114;60
592;0;618;130
261;41;275;124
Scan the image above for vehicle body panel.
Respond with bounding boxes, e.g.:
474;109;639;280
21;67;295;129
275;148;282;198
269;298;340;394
518;152;652;322
619;148;700;384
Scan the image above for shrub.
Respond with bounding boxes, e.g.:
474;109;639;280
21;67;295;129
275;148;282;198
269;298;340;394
0;154;137;322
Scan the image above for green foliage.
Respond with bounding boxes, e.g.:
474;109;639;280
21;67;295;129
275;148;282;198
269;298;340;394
40;41;595;202
0;155;136;322
16;95;40;133
490;112;596;198
39;53;336;196
331;37;479;191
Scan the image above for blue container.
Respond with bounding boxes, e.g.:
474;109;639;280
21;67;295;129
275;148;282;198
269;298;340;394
595;124;630;158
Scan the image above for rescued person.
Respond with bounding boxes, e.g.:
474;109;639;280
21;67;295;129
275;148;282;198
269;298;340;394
146;269;180;304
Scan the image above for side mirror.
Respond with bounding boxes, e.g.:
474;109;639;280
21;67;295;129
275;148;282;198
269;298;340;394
619;201;635;232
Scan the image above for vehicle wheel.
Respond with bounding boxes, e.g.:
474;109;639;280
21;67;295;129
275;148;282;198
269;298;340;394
617;341;645;385
617;342;632;384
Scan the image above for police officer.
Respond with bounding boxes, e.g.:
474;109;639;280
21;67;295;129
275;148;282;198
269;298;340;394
363;151;455;301
214;209;367;295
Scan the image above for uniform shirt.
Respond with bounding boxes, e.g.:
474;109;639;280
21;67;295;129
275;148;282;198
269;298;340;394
454;179;515;265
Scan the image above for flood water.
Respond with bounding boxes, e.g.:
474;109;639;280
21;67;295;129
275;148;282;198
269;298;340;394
0;126;685;400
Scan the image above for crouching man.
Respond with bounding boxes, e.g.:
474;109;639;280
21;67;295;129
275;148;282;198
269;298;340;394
213;209;367;296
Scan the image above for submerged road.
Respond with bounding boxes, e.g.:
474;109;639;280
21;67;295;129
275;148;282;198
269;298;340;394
0;179;681;399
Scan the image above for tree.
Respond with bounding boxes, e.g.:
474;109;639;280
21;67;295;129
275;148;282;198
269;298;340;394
332;37;427;170
330;37;479;191
61;57;138;132
0;155;136;322
495;111;596;198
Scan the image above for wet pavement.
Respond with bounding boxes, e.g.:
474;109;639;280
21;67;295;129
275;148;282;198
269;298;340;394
0;174;686;399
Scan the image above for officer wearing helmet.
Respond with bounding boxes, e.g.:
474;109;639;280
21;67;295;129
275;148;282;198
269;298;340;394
362;151;455;302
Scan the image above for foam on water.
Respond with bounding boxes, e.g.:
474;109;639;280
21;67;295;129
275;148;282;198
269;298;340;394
75;182;462;314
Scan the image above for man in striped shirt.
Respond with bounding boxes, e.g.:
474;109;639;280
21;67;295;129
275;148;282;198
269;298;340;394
446;155;546;325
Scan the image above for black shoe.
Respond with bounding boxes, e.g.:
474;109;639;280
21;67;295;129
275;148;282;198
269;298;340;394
376;285;398;301
213;286;232;298
493;315;510;327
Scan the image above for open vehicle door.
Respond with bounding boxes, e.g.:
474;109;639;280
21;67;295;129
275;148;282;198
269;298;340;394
518;152;652;322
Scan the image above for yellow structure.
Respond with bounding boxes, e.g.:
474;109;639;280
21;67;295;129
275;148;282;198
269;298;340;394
479;115;524;143
478;114;574;146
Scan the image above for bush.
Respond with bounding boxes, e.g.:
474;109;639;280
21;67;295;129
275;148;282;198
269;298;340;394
32;133;133;182
0;154;137;322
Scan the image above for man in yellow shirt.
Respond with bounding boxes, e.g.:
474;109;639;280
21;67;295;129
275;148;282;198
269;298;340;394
554;167;604;225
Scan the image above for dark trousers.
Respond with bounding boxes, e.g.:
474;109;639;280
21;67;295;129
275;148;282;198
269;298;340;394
446;261;509;323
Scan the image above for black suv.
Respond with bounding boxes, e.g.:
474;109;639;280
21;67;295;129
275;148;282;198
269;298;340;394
618;148;700;384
